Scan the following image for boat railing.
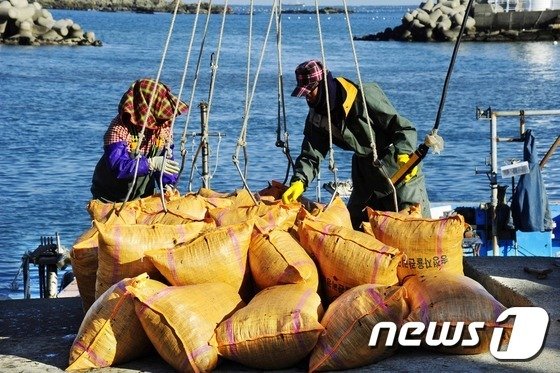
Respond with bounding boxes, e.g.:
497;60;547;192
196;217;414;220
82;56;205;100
475;107;560;256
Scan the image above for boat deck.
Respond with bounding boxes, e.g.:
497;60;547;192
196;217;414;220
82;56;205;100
1;256;559;372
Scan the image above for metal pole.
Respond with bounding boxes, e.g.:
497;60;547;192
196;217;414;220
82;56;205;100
199;102;210;189
316;170;321;203
490;112;499;256
38;264;45;298
46;264;58;298
22;253;30;299
540;135;560;169
490;109;560;117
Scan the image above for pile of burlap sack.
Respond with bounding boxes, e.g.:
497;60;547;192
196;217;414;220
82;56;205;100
67;180;512;372
0;0;99;45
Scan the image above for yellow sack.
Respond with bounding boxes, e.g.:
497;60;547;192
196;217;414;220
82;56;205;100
208;202;298;230
67;273;166;370
137;193;208;225
255;202;301;231
70;225;99;313
229;188;259;207
367;208;466;282
86;198;140;223
256;180;289;201
145;220;254;296
128;282;245;372
197;187;232;198
207;203;275;226
71;211;138;312
309;196;353;229
95;220;214;298
215;284;324;369
298;219;402;301
249;221;319;291
137;193;181;215
309;284;409;372
403;273;513;355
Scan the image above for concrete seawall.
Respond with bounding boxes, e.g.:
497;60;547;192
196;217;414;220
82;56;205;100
474;7;560;31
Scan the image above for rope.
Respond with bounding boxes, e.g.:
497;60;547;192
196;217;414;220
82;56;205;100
175;0;205;187
274;1;294;185
158;0;206;210
341;0;395;211
178;0;214;191
341;0;377;164
185;0;229;191
313;0;338;208
119;0;183;214
232;0;279;205
242;0;254;180
204;0;229;129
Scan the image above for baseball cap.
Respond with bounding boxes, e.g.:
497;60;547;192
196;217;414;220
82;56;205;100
291;60;325;97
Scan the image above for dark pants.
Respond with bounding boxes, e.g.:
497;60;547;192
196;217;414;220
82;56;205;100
347;154;431;230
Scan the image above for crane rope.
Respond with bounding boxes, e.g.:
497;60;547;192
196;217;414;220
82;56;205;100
274;1;294;185
176;0;211;190
118;0;185;214
340;0;398;211
312;0;339;207
232;0;280;205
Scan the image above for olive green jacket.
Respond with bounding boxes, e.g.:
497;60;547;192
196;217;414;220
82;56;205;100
292;77;418;189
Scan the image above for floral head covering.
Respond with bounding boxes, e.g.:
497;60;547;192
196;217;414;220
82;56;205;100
118;78;189;130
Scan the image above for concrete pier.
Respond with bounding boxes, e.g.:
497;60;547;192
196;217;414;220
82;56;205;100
1;256;559;372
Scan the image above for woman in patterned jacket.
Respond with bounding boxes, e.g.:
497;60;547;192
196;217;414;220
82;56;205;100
91;78;188;202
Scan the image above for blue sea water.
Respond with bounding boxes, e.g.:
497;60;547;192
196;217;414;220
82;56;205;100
0;5;559;299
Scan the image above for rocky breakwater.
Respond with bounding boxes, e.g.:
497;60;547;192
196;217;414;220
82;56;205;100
359;0;475;42
357;0;560;42
0;0;100;46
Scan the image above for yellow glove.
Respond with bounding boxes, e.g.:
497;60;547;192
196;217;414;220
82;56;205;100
282;180;305;204
397;154;418;183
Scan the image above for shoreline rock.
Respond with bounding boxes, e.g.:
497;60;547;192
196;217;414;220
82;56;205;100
355;0;560;42
36;0;232;14
0;0;101;46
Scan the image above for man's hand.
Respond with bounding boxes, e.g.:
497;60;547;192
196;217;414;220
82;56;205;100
282;180;305;204
148;156;180;175
397;154;418;183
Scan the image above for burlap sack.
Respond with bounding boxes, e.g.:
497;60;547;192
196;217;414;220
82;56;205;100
144;220;254;296
67;273;166;370
309;284;409;371
128;282;245;372
249;221;319;291
367;207;466;282
215;284;324;369
403;273;513;355
256;180;289;200
292;197;353;241
207;202;276;226
137;192;181;215
71;210;139;312
197;187;233;199
309;196;354;229
208;201;298;231
197;187;263;210
136;193;208;225
95;220;214;298
70;225;98;313
86;199;140;223
298;219;402;301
